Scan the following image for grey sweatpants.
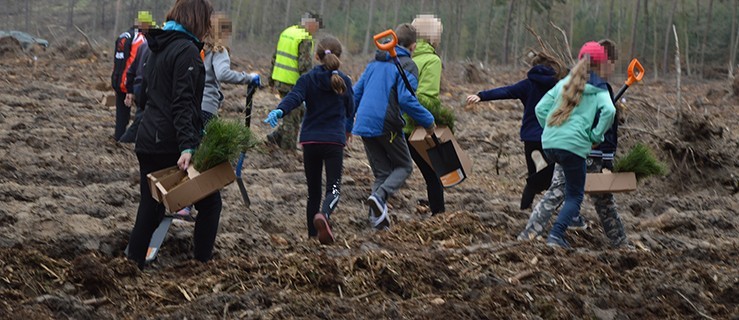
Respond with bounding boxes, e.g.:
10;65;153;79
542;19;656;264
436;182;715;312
362;133;413;202
517;158;627;247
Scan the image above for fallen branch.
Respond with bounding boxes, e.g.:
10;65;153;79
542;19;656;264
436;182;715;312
83;297;109;306
352;290;380;301
549;21;575;65
677;290;716;320
620;126;664;139
525;25;556;57
74;24;99;58
177;285;193;302
508;269;537;285
451;240;523;255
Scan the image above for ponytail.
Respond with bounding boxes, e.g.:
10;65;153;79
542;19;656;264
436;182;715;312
316;37;346;95
548;58;589;126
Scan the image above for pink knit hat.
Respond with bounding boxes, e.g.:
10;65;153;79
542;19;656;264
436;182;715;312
577;41;608;63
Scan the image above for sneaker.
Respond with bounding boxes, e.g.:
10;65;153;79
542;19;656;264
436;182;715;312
367;194;389;229
568;215;588;231
173;206;195;222
313;213;335;245
517;228;542;241
546;234;572;250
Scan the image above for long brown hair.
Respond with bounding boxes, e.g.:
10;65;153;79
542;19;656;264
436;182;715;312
316;37;346;95
165;0;214;40
548;57;590;126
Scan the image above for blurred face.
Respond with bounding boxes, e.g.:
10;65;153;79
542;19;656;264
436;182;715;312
219;20;232;38
302;19;319;34
598;60;615;79
139;21;153;31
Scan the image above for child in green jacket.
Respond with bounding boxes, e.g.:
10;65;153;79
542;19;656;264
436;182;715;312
535;42;616;249
405;14;446;215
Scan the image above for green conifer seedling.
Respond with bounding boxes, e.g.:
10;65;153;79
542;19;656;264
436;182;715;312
614;143;668;180
192;118;257;172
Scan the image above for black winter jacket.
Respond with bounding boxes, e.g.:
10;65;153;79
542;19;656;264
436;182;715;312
135;29;205;155
111;27;135;92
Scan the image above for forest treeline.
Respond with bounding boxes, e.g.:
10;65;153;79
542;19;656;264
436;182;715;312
2;0;737;78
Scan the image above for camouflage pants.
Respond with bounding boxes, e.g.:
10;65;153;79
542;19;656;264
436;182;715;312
268;89;305;150
517;158;627;247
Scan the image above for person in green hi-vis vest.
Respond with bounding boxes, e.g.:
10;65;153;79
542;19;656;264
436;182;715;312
267;12;322;150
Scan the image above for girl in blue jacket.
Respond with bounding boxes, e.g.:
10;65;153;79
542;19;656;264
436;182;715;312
534;42;616;249
264;37;354;245
466;52;564;210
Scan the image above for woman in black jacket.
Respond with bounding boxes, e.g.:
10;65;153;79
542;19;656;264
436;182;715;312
126;0;216;269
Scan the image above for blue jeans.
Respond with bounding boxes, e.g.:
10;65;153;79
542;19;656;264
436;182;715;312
544;149;586;238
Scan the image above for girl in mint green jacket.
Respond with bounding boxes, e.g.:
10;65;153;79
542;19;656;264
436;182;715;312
534;42;616;249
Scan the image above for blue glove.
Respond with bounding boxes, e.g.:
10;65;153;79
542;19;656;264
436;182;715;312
264;109;283;128
248;73;261;87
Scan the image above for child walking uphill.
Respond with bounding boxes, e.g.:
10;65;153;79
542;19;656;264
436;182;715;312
405;14;446;215
201;13;260;124
174;13;261;222
264;37;354;245
352;24;436;230
534;41;616;250
466;52;565;210
518;40;628;248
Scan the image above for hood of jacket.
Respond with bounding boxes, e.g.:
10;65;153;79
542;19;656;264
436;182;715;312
527;65;559;88
412;39;436;57
146;28;203;53
307;65;344;92
374;45;412;62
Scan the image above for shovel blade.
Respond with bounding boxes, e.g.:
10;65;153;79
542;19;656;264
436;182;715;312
427;140;466;187
236;178;251;207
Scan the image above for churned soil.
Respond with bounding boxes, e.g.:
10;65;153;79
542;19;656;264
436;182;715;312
0;43;736;319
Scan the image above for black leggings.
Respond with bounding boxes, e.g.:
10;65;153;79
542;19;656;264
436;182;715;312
127;153;222;269
406;137;445;214
303;143;343;237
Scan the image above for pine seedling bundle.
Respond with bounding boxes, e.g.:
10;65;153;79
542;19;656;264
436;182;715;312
614;143;668;180
404;101;456;132
192;118;256;172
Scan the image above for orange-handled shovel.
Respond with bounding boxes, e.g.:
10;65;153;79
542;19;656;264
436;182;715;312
373;29;416;97
613;58;644;103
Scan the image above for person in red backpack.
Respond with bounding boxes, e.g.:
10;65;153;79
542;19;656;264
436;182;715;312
111;11;154;142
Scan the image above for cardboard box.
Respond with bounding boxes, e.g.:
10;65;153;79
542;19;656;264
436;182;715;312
585;172;637;194
146;162;236;212
408;126;473;187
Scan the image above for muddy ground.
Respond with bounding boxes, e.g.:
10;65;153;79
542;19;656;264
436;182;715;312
0;41;737;319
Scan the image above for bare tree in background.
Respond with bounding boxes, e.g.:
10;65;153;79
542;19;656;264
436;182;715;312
732;0;739;75
113;0;122;37
362;0;376;55
662;0;678;75
699;0;714;78
284;0;292;28
67;0;77;30
629;0;640;60
24;0;30;32
606;0;614;39
502;0;515;64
